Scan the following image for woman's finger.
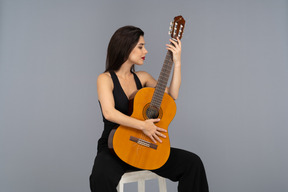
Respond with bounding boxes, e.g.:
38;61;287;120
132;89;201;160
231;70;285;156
157;127;167;133
156;131;167;138
150;135;157;144
153;134;162;143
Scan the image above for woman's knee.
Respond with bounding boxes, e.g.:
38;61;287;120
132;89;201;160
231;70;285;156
89;150;126;190
171;148;204;170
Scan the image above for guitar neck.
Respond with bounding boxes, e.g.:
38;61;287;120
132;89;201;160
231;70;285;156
150;49;173;109
149;15;185;112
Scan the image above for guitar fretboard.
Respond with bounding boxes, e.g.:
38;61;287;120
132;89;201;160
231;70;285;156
150;49;173;110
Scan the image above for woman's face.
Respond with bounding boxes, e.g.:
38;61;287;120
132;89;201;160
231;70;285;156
127;36;148;66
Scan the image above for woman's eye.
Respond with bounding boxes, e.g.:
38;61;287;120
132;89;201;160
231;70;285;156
138;47;143;49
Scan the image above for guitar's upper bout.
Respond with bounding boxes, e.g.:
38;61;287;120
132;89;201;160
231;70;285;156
132;87;176;121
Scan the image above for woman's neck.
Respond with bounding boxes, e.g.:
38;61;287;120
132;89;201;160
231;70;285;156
116;63;134;79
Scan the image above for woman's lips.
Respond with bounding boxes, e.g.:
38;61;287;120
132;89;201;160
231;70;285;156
142;57;145;60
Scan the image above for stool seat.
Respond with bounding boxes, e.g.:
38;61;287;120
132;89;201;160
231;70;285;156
117;170;167;192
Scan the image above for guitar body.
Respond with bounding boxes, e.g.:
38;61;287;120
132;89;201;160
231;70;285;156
109;87;176;170
108;15;185;170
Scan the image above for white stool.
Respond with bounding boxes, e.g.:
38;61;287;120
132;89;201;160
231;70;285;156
117;170;167;192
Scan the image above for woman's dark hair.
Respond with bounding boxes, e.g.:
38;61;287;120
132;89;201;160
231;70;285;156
105;26;144;72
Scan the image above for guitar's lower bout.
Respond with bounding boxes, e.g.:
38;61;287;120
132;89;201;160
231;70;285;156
110;87;177;170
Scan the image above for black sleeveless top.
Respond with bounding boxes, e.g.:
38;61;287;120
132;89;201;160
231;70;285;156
97;71;143;152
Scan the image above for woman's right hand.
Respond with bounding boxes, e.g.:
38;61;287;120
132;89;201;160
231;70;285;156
142;119;167;143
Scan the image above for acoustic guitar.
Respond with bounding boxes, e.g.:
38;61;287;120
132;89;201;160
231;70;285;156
108;15;186;170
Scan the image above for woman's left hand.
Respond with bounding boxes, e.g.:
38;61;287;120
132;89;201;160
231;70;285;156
166;37;182;67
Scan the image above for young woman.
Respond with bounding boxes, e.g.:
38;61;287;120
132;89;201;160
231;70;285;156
89;26;209;192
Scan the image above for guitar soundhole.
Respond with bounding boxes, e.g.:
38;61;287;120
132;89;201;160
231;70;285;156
146;106;159;119
143;103;163;119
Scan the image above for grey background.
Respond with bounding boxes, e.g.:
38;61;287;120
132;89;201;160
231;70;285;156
1;0;287;192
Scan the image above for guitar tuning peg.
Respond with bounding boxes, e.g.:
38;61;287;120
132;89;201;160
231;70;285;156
168;30;172;35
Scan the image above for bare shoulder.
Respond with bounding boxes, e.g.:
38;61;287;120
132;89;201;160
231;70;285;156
98;72;110;80
97;72;113;88
135;71;152;80
135;71;157;87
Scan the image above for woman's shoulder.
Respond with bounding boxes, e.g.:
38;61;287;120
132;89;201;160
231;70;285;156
98;71;111;78
135;71;156;87
97;72;113;85
135;71;152;79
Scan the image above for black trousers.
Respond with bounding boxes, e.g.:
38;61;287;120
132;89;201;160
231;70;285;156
89;147;209;192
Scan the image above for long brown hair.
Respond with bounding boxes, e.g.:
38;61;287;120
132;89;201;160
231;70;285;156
105;26;144;72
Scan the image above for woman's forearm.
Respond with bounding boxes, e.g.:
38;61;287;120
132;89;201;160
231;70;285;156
168;63;181;100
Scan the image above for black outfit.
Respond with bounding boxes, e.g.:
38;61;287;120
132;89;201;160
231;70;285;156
90;71;209;192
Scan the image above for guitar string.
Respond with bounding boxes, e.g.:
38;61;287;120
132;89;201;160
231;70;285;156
133;44;173;153
141;50;173;148
125;17;184;165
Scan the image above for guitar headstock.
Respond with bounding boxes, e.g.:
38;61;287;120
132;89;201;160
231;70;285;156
169;15;186;40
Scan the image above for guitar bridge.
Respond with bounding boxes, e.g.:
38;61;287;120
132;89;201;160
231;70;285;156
130;136;158;150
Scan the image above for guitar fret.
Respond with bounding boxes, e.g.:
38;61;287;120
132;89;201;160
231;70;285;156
155;90;164;96
158;83;167;88
154;91;165;97
153;94;163;100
